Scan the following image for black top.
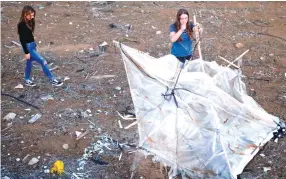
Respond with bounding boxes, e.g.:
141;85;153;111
18;21;34;54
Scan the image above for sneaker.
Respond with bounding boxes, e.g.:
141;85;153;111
25;79;36;87
52;79;63;87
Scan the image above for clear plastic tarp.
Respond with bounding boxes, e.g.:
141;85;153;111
115;42;280;179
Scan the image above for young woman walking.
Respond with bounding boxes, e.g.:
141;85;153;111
18;5;63;87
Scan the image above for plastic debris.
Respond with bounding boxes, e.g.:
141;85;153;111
50;160;65;176
3;112;16;121
28;157;39;165
28;113;42;124
15;84;24;89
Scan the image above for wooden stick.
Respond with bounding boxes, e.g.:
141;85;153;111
219;56;240;69
227;49;249;67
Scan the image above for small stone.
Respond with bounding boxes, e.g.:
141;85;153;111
269;53;274;57
86;109;91;113
38;41;42;44
2;176;10;179
69;22;73;25
115;86;121;91
21;141;24;144
8;153;10;156
235;43;244;48
63;144;69;150
260;57;264;60
156;31;162;35
44;169;50;173
260;153;265;157
28;157;39;165
16;158;21;162
98;128;102;133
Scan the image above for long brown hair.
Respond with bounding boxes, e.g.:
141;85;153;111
174;9;193;41
19;5;36;33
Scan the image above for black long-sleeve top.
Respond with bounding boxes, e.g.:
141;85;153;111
18;21;34;54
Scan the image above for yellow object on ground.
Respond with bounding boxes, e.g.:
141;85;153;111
50;160;64;175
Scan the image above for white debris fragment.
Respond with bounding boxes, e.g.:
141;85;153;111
28;157;39;165
16;158;21;162
15;84;24;89
118;120;123;128
69;22;73;25
86;109;91;113
156;31;162;35
44;169;50;173
3;112;16;121
274;138;278;143
63;144;69;150
75;131;82;137
263;167;271;172
24;108;31;111
115;86;121;91
260;153;265;157
269;53;274;57
64;76;70;81
97;128;102;133
2;176;10;179
119;152;122;161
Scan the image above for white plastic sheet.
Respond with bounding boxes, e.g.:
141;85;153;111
116;42;279;179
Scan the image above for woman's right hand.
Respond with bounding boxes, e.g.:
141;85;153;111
25;53;31;60
180;23;186;31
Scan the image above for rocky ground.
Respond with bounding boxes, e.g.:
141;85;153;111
1;1;286;179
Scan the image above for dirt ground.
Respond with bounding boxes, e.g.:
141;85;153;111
1;1;286;179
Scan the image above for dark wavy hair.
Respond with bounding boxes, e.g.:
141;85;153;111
174;9;193;41
19;5;36;33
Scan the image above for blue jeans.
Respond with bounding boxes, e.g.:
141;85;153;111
24;42;55;81
176;55;192;68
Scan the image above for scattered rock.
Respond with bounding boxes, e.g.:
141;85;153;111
260;57;264;60
269;53;274;57
16;158;21;162
3;112;16;121
63;144;69;150
235;43;244;48
69;22;73;25
28;157;39;165
115;86;121;91
86;109;91;113
156;31;162;35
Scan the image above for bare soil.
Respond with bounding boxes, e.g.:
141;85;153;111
1;1;286;179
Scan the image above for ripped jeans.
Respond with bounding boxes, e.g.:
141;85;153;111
24;41;55;81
